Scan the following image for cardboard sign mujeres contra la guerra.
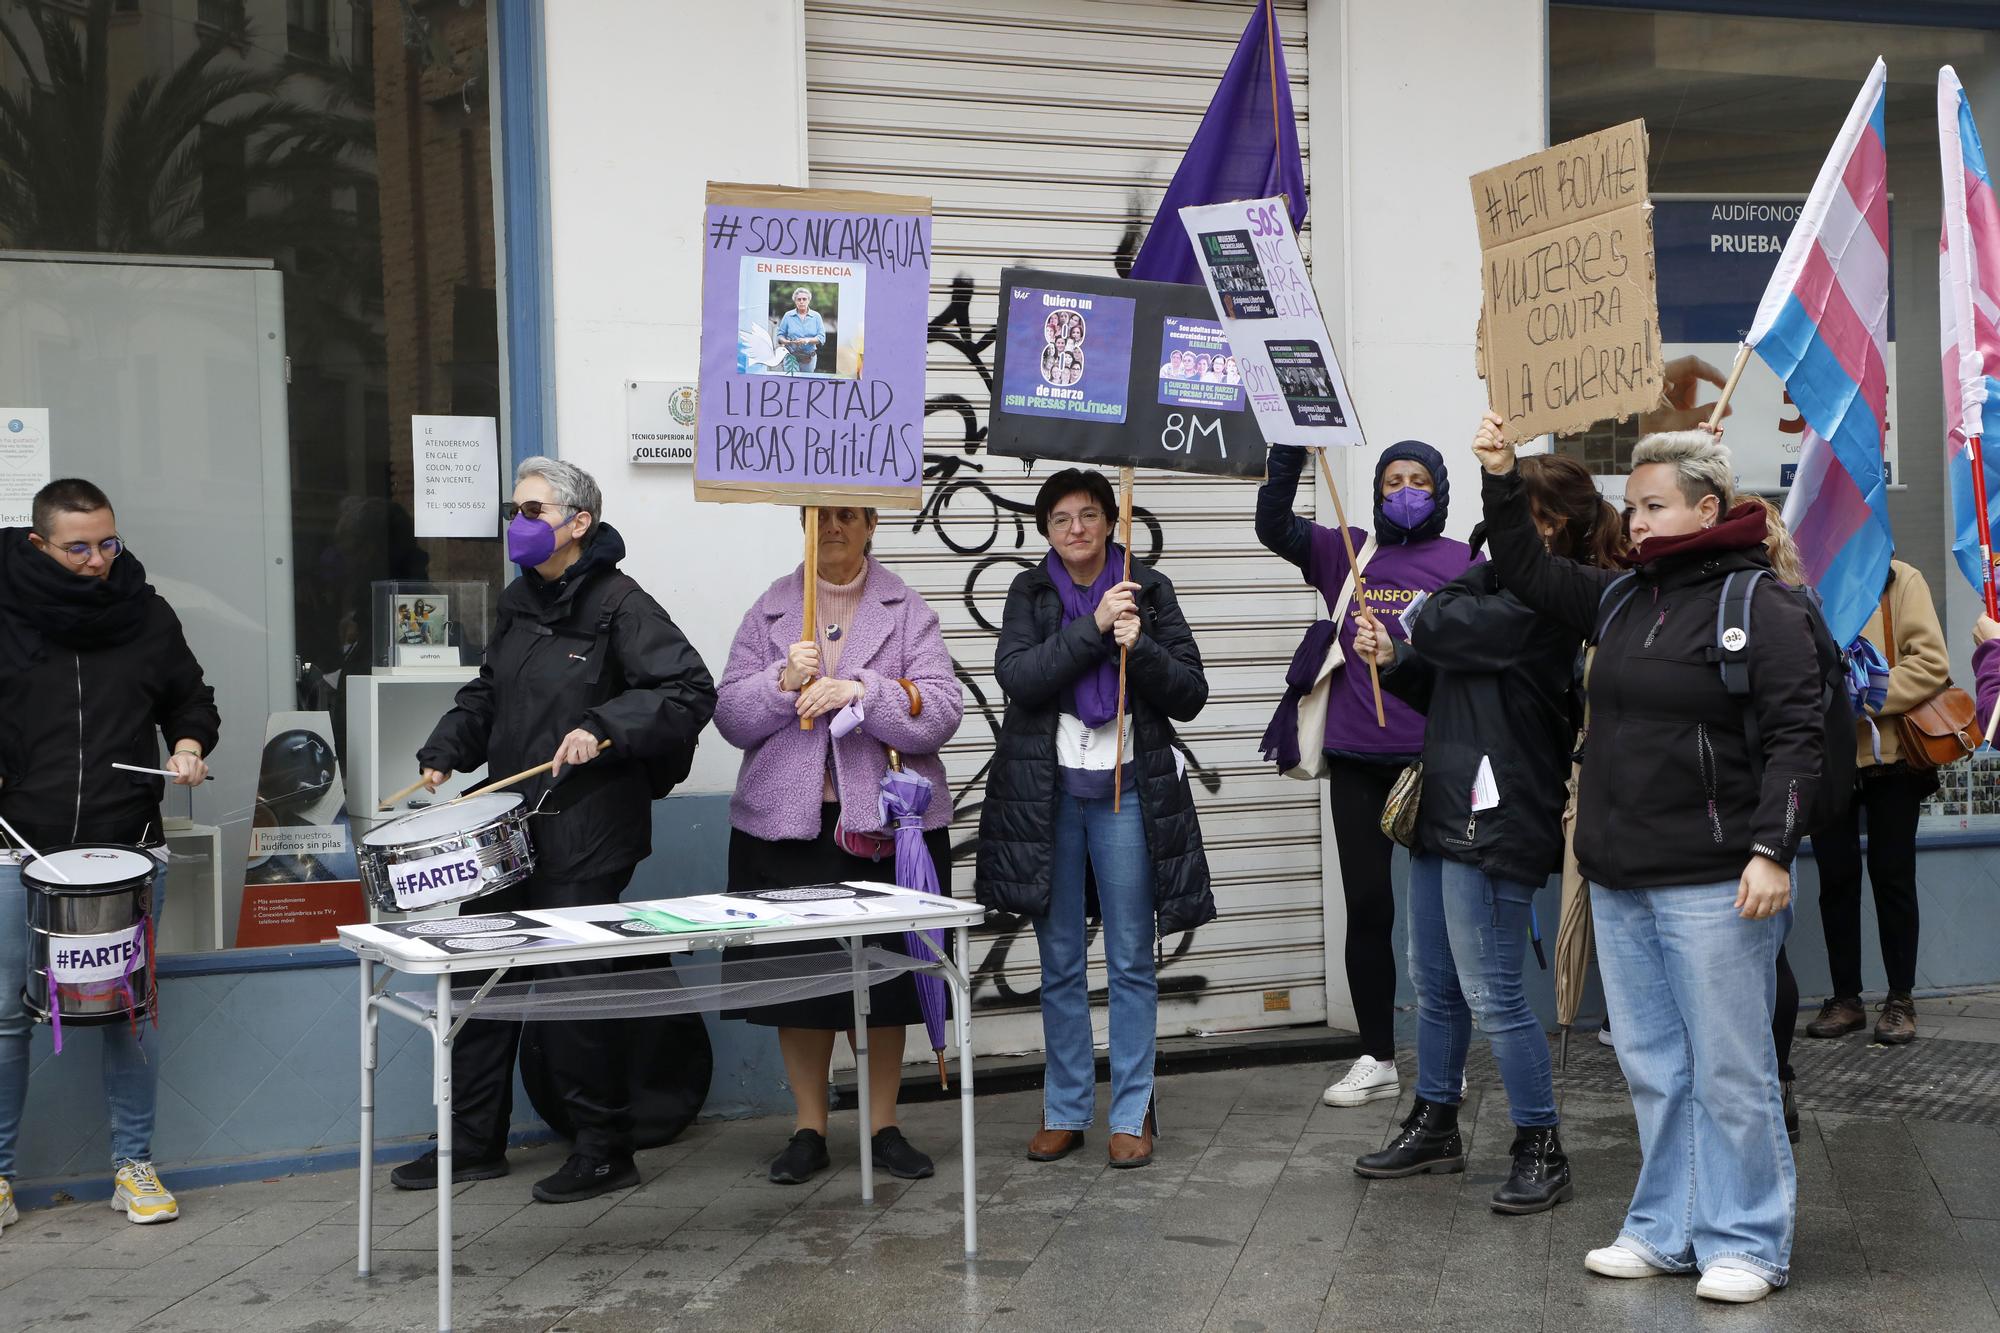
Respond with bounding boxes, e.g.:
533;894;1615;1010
1472;120;1664;442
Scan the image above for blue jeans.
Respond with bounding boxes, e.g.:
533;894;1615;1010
1031;793;1158;1137
1592;880;1795;1286
1407;853;1556;1126
0;859;162;1179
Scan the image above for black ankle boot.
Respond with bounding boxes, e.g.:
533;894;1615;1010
1490;1125;1573;1214
1353;1097;1466;1179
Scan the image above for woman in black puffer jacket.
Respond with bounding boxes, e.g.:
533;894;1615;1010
1346;453;1623;1216
975;468;1211;1172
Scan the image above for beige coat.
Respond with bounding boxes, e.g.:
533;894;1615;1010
1855;559;1951;768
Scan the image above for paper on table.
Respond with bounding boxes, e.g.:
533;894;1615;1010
778;898;877;920
637;895;791;926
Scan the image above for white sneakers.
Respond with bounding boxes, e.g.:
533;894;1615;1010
0;1177;14;1236
1322;1054;1400;1107
1585;1243;1667;1279
1584;1242;1775;1304
1695;1267;1775;1303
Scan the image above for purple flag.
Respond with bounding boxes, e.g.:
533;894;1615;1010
1128;0;1307;286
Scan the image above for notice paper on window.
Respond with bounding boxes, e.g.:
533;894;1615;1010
412;414;500;538
0;409;51;528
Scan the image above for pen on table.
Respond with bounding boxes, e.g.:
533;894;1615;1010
112;762;214;782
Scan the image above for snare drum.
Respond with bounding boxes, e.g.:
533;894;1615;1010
22;845;158;1035
358;793;536;913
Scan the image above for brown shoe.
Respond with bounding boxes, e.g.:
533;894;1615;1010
1108;1101;1158;1169
1026;1128;1085;1162
1806;996;1866;1038
1874;993;1918;1045
1108;1130;1153;1169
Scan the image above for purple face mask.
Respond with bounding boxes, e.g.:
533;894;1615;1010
506;512;560;567
1380;486;1436;532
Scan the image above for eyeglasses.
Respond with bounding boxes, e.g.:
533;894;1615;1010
502;500;571;521
41;535;124;561
1048;509;1105;533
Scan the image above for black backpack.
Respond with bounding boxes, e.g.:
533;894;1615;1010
575;573;697;800
1592;568;1853;836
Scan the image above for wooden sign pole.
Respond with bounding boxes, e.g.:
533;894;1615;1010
800;506;820;731
1112;467;1136;812
1705;343;1753;429
1317;449;1386;727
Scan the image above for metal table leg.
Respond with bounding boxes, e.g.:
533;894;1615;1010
850;935;873;1204
954;924;977;1258
434;971;453;1332
357;956;376;1276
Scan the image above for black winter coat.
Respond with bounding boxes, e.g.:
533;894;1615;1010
975;558;1215;935
1481;469;1824;889
418;526;716;880
0;569;219;848
1379;563;1578;887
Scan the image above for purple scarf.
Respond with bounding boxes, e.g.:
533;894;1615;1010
1046;543;1126;727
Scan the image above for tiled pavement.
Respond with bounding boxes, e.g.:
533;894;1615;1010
3;993;1998;1332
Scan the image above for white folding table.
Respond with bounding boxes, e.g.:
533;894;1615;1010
335;883;986;1333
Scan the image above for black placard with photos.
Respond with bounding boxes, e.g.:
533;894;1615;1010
989;267;1268;479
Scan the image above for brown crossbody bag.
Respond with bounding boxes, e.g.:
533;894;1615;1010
1880;590;1983;768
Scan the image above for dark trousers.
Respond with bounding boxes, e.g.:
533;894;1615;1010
1326;757;1406;1060
1811;764;1930;997
449;865;637;1161
1774;946;1797;1083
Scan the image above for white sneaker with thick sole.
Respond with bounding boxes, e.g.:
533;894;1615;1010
111;1161;179;1225
1696;1267;1775;1303
0;1177;16;1236
1585;1243;1669;1279
1598;1025;1615;1048
1322;1054;1400;1107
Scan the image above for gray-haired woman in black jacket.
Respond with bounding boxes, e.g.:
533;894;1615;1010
1346;452;1623;1215
975;469;1212;1171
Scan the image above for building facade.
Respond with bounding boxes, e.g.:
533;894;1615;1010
3;0;1997;1191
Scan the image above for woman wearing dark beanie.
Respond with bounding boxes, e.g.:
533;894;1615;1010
1256;440;1477;1108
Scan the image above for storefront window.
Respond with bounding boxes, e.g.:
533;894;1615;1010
0;0;508;949
1549;3;2000;829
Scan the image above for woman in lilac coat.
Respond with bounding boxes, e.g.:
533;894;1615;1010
714;505;964;1186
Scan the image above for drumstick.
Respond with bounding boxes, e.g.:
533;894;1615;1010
0;812;69;882
461;738;612;800
377;775;430;811
112;762;215;783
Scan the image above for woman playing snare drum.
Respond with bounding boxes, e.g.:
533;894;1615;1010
391;457;715;1206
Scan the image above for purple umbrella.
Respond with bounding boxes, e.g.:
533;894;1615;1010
879;752;952;1088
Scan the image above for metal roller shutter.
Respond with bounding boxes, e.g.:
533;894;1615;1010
805;0;1325;1052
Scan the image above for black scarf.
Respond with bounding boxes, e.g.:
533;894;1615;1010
0;527;154;673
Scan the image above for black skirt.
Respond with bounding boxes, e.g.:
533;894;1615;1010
720;804;955;1030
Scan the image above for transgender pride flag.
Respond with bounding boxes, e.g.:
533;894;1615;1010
1759;58;1894;648
1939;66;2000;611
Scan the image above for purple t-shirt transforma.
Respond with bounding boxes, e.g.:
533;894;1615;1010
1307;523;1480;758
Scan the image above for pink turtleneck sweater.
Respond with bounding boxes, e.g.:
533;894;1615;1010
816;564;867;800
